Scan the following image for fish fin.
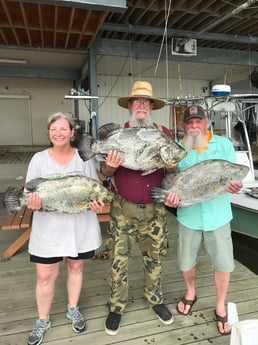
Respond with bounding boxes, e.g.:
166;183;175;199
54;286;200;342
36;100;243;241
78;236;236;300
3;186;23;213
25;177;47;192
98;123;120;139
76;132;96;161
150;187;168;203
95;153;107;162
162;172;177;189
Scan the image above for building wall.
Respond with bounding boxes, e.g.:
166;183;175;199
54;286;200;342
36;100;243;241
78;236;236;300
0;78;73;145
79;75;209;130
0;76;209;145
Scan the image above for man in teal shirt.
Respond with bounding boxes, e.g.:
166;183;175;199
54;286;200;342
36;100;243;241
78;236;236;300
165;105;243;336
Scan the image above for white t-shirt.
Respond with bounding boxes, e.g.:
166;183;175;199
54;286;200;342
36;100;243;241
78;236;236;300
25;149;102;257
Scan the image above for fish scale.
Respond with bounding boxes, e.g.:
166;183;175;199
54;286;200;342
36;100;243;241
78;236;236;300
3;175;113;214
151;159;250;207
77;123;187;175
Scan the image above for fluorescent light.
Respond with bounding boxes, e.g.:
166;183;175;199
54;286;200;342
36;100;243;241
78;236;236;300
0;58;28;64
0;94;30;99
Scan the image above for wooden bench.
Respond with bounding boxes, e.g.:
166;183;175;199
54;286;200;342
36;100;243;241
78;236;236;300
1;204;110;258
97;203;110;223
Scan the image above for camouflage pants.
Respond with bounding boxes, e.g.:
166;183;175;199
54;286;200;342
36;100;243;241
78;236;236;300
106;194;169;314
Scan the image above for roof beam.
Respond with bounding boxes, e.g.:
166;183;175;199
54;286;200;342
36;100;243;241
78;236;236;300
1;37;257;80
200;0;258;33
94;38;258;66
0;66;79;79
23;0;127;12
101;22;258;45
1;36;257;80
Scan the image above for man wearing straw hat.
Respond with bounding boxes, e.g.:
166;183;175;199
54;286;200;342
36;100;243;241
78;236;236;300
101;81;175;335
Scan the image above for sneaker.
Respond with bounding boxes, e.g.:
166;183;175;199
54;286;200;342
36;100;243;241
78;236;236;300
27;318;51;345
66;306;86;333
105;312;121;335
152;304;174;325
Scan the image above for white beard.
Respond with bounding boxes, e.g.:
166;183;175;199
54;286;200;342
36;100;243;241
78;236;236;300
129;110;154;128
184;128;206;150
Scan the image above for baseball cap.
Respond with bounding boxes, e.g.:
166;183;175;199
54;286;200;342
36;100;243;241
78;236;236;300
183;105;207;122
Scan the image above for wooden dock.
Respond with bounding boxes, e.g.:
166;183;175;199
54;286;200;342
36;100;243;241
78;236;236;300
0;209;258;345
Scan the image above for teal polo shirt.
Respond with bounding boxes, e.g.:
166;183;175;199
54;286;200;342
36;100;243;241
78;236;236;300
177;135;236;231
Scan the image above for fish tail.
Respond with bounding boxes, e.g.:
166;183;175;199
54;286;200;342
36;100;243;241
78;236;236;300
150;187;168;203
3;187;23;213
77;133;96;161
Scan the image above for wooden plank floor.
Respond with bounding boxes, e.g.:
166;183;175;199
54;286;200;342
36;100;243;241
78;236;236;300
0;206;258;345
0;151;35;164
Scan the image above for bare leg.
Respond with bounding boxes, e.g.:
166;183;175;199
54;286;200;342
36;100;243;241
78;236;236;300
177;266;197;315
35;262;60;319
66;258;84;308
214;270;231;334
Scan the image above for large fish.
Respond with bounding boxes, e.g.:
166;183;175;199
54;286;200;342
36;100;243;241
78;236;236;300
77;123;187;175
3;175;113;214
151;159;249;207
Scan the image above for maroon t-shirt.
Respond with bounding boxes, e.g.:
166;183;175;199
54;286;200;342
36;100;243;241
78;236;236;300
112;122;173;204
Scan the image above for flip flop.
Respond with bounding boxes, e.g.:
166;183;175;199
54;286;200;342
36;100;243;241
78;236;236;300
176;296;197;316
214;310;231;335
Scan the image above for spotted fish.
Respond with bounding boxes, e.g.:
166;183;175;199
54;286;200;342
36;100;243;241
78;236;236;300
151;159;249;207
77;123;187;175
3;175;113;214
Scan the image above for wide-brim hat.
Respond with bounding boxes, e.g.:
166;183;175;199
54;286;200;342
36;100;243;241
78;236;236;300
117;81;165;110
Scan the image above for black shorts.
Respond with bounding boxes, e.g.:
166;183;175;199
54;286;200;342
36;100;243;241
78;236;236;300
30;250;95;264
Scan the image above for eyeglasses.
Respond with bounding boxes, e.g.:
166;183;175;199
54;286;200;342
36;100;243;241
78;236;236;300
131;99;152;106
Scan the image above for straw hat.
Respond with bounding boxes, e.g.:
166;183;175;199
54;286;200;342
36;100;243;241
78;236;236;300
117;81;165;110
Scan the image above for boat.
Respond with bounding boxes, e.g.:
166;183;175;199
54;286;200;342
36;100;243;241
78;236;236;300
168;93;258;239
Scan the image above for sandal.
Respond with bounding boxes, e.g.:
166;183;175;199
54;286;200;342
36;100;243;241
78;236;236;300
176;296;197;316
214;310;231;335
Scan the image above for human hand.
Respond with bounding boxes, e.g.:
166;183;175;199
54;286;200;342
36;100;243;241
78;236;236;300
226;180;243;194
105;150;124;169
164;192;180;208
89;200;106;213
27;192;42;210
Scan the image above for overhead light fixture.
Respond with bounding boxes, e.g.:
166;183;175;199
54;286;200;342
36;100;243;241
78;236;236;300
0;58;28;64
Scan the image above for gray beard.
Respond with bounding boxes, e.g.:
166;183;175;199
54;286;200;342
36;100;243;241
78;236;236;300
129;111;154;128
184;130;206;150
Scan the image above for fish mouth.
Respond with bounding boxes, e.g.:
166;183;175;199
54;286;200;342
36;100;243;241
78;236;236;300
167;151;187;164
160;144;187;164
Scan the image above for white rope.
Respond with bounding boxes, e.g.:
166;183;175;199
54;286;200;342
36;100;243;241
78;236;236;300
154;0;172;82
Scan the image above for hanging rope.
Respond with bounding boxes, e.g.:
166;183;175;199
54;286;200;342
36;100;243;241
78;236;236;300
177;63;183;99
98;56;129;109
154;0;172;82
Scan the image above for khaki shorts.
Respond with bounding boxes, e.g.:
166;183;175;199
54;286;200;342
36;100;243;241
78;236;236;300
177;223;235;272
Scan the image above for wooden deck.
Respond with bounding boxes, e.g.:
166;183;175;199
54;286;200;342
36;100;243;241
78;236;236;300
0;208;258;345
0;151;35;164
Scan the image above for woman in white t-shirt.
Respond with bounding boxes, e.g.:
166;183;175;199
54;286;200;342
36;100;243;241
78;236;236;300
26;112;104;345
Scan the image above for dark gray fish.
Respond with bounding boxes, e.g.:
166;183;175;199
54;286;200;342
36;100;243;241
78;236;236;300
77;123;187;175
3;175;113;214
151;159;249;207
